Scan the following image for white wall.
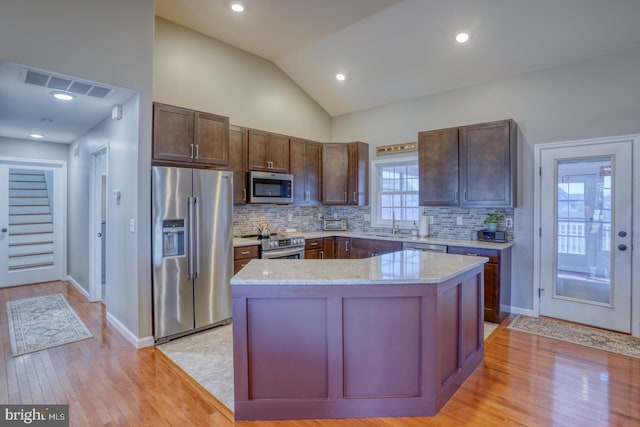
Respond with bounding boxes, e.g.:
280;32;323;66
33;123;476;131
332;46;640;311
68;96;139;304
0;138;69;161
154;18;332;141
0;0;155;344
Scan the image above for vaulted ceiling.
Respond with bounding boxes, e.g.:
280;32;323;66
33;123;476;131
156;0;640;117
2;1;640;144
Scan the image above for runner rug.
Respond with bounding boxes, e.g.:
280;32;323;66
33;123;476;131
7;293;93;357
509;315;640;359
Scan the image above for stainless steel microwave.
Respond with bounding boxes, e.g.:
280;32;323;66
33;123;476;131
248;171;293;204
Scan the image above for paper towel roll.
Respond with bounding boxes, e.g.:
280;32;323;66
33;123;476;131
419;215;429;237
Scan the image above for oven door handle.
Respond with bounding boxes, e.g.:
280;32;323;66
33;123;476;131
261;246;305;259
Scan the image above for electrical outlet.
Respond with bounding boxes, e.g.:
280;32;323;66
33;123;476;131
364;214;371;222
429;216;433;225
506;218;513;228
288;213;293;222
317;213;323;220
456;216;463;226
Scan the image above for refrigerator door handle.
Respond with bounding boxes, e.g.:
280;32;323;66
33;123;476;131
187;196;194;279
194;196;200;278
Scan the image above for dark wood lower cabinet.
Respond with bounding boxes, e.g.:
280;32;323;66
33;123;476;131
304;238;324;259
447;245;511;323
323;237;335;259
335;237;351;259
233;245;259;274
350;238;402;259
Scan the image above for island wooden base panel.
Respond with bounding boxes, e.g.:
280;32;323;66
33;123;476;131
232;267;485;420
2;282;639;426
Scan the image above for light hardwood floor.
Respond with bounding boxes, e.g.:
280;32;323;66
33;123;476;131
2;281;639;426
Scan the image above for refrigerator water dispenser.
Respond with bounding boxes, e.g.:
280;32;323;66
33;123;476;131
162;219;185;257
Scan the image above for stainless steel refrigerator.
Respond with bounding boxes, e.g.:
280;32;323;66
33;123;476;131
152;166;233;342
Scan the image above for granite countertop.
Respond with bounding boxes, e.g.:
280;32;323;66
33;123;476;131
234;231;513;250
233;237;261;247
230;249;487;286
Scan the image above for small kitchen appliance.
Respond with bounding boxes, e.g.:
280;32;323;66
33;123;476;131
323;218;347;231
477;229;507;243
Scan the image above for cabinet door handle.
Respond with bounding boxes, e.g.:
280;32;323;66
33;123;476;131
344;192;347;202
353;191;357;202
320;251;324;259
195;144;199;159
190;144;194;158
243;188;246;201
345;241;350;252
310;242;319;246
240;250;251;255
467;253;478;256
455;190;458;202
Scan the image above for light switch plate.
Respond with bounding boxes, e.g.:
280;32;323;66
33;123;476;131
456;216;463;226
129;218;135;233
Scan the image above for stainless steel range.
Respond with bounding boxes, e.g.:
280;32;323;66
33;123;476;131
259;235;305;259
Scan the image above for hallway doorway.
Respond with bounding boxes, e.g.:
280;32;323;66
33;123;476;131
0;159;66;287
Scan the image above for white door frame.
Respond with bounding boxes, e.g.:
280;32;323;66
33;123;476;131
534;134;640;337
89;142;109;302
0;156;67;284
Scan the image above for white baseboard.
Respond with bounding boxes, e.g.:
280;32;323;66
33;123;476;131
67;275;90;300
106;311;155;349
508;306;536;317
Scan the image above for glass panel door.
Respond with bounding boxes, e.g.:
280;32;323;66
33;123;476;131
539;140;632;333
555;158;611;305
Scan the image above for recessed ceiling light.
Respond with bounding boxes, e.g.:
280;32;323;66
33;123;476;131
455;32;470;43
336;73;346;81
230;1;245;12
51;91;75;101
29;133;44;139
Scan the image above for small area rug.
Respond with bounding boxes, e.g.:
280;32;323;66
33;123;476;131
7;293;93;357
509;315;640;359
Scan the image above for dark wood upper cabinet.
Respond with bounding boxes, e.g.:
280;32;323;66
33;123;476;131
322;143;349;204
247;129;290;173
322;141;369;205
418;119;517;207
348;141;369;206
229;125;248;204
291;138;322;205
194;111;229;165
152;102;229;166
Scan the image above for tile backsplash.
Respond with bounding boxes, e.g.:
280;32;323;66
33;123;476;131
233;204;514;241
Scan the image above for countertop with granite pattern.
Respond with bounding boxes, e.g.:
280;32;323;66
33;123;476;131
233;231;513;250
230;249;488;285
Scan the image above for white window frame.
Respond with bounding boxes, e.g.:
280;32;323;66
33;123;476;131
370;155;419;230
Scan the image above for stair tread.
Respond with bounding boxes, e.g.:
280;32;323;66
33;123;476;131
9;241;54;246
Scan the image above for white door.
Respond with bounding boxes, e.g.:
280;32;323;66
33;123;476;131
0;162;65;287
539;140;632;333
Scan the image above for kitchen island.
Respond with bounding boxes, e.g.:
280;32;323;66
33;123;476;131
231;250;487;421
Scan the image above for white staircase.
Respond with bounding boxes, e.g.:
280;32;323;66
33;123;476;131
8;169;55;271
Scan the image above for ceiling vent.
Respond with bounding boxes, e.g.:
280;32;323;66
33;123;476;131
24;69;114;98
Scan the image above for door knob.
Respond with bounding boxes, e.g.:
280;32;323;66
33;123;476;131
1;228;7;233
618;244;627;251
618;231;627;237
